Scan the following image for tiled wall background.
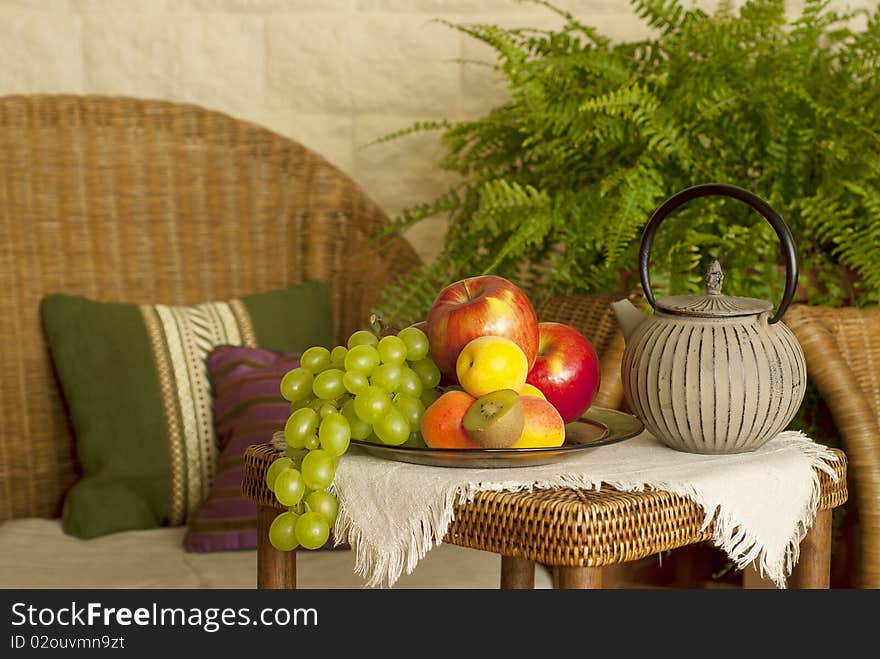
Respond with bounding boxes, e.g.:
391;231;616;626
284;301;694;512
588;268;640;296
0;0;872;263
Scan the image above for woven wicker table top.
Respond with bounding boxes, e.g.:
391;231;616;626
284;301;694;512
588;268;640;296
243;443;847;568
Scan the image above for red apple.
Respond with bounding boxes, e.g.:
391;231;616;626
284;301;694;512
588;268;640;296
526;322;600;423
426;275;539;380
409;320;428;334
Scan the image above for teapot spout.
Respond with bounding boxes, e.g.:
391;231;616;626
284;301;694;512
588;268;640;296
611;299;646;342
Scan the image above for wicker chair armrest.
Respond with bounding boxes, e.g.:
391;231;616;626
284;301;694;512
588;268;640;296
788;306;880;588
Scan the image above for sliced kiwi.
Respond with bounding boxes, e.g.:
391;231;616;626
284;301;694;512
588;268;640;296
463;389;525;449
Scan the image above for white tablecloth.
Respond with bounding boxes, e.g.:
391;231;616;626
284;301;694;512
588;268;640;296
277;429;839;588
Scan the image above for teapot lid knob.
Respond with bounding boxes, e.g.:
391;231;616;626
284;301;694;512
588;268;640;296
705;260;723;296
656;256;771;317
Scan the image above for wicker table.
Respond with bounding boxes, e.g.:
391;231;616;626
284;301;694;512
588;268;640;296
243;443;848;589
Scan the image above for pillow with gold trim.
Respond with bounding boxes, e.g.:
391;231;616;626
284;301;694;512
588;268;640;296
40;281;332;539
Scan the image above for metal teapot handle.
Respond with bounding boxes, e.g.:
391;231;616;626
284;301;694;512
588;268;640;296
639;183;799;325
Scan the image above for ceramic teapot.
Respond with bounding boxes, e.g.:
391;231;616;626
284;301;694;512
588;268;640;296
611;183;806;454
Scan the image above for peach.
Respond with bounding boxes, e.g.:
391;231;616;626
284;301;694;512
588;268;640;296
420;390;479;449
509;396;565;449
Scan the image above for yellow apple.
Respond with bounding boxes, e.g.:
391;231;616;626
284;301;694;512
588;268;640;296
519;383;547;400
455;336;529;398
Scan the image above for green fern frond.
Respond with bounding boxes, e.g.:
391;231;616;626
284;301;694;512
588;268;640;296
371;0;880;322
580;82;646;115
366;120;453;147
629;0;686;35
516;0;612;48
371;188;463;240
372;259;454;328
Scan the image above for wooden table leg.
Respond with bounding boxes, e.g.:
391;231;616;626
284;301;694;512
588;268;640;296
500;555;535;589
553;566;602;589
257;506;296;589
742;564;776;589
790;508;832;589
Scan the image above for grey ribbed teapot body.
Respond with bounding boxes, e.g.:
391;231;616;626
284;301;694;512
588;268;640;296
620;312;807;454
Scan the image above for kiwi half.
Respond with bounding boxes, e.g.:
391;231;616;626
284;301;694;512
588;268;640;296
463;389;525;449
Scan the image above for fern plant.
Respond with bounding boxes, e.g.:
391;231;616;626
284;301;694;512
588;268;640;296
373;0;880;327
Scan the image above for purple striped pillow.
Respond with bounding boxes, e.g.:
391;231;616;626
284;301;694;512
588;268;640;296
185;345;343;552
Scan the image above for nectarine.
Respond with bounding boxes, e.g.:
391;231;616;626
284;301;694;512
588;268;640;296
509;396;565;449
420;390;479;449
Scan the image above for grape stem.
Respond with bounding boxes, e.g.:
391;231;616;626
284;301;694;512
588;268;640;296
369;313;400;338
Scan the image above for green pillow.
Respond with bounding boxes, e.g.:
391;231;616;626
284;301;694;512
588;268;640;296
41;282;333;539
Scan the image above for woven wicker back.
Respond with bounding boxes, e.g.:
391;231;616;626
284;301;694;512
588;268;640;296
787;304;880;588
792;306;880;419
0;95;422;522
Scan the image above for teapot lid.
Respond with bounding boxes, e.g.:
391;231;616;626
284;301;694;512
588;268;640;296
655;260;773;318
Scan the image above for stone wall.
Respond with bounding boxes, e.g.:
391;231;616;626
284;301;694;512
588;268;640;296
0;0;871;262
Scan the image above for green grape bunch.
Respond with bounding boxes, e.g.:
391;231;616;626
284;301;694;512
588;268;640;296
268;323;442;551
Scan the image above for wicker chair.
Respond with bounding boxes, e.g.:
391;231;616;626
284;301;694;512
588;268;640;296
786;304;880;589
0;94;628;529
0;95;423;524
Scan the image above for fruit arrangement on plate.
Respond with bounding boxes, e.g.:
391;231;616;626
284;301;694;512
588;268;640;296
265;275;599;551
421;275;600;449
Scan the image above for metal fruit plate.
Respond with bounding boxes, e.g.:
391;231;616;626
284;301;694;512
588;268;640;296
348;406;644;469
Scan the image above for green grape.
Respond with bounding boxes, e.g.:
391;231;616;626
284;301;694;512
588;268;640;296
397;367;423;398
289;398;313;413
273;468;306;507
265;457;294;489
309;398;335;412
301;449;336;490
304;434;320;450
341;400;372;440
403;432;428;448
318;402;338;419
377;335;407;365
319;412;351;456
280;368;314;402
370;363;402;391
393;394;425;429
342;370;369;395
398;326;430;362
374;407;410;446
285;447;307;464
284;408;319;448
330;345;348;364
295;511;330;550
269;511;300;551
420;387;442;409
306;490;339;527
312;368;345;400
411;358;441;389
354;386;391;424
344;344;381;375
347;330;379;349
300;346;331;372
